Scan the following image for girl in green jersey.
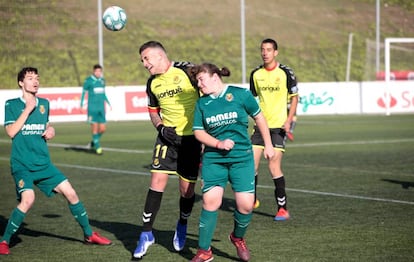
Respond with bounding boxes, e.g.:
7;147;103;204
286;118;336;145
190;63;274;262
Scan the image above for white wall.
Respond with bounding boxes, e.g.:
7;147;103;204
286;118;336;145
1;81;413;124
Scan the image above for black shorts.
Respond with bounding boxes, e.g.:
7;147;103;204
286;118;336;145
250;126;286;151
151;134;201;182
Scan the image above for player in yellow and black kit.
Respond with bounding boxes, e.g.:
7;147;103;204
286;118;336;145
133;41;201;259
250;38;299;221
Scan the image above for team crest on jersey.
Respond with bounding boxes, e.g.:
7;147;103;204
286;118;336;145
173;76;181;84
152;158;160;168
226;93;233;102
18;179;25;188
39;105;45;114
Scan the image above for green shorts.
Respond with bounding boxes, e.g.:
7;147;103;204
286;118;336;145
88;109;106;124
201;155;255;194
12;164;67;201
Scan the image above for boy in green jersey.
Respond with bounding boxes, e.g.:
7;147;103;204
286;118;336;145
0;67;112;256
80;64;111;155
190;63;274;262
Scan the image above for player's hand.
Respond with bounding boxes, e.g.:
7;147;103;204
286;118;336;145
283;121;291;135
25;95;37;113
263;145;275;160
216;139;234;151
42;126;55;140
157;124;177;145
80;104;86;114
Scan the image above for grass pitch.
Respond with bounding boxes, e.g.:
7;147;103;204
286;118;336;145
0;114;413;261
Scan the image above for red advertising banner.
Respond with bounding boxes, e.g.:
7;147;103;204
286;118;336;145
38;93;83;115
376;70;414;80
125;91;148;113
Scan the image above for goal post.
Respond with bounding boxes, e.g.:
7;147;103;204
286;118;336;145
384;37;414;115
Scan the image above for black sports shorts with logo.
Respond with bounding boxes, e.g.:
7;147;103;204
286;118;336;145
250;126;286;152
150;134;201;182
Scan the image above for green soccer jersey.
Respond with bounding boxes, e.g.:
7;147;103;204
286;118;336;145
4;97;51;172
81;75;108;112
193;85;261;162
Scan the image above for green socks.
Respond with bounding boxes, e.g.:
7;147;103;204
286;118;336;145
69;202;92;237
1;203;94;243
198;209;218;250
1;208;26;243
92;133;101;149
197;208;253;250
233;209;252;238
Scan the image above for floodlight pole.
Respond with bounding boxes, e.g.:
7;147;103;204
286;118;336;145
98;0;104;70
376;0;380;75
346;33;353;81
241;0;246;84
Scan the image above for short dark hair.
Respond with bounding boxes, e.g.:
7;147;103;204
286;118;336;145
17;67;38;84
93;64;102;70
262;38;278;50
139;40;166;54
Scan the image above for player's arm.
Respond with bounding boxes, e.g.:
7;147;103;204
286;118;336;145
193;129;216;148
104;93;112;111
79;89;88;113
194;129;234;151
283;95;298;133
283;65;299;131
103;79;111;107
149;108;178;145
80;91;86;108
148;108;162;129
104;95;111;107
287;95;298;123
80;79;89;108
146;79;163;129
181;61;199;88
249;70;258;97
5;97;36;139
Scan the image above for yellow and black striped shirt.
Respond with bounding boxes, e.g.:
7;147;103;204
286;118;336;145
250;63;298;128
146;61;199;136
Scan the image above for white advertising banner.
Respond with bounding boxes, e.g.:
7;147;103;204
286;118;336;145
361;81;414;114
0;81;413;124
297;82;361;115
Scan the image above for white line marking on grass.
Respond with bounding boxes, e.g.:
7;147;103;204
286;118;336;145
1;156;412;206
288;162;414;177
56;163;150;176
0;156;150;176
0;139;152;154
52;143;153;154
257;184;414;205
1;138;413;153
287;138;414;148
52;164;414;206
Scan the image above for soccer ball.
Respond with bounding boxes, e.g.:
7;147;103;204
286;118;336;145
102;6;127;31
